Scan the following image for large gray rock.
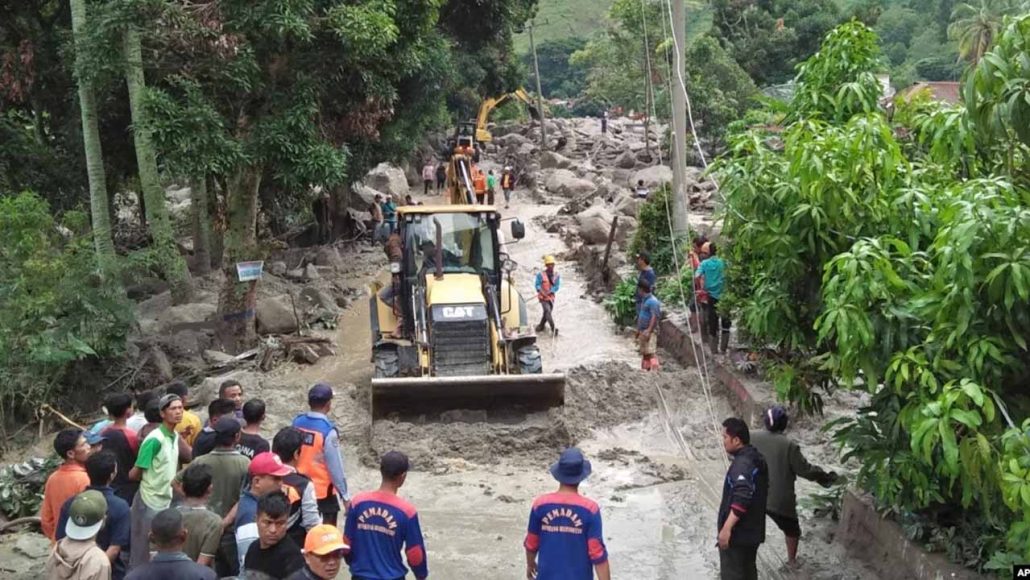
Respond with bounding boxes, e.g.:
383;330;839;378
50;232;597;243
615;150;637;169
313;247;344;269
352;183;383;211
614;195;644;217
256;295;300;335
193;371;261;409
144;302;216;335
539;151;572;170
364;163;409;198
575;205;618;245
496;133;531;149
631;165;673;189
546;169;597;198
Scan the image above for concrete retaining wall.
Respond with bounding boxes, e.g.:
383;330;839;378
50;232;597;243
657;317;984;580
838;490;981;580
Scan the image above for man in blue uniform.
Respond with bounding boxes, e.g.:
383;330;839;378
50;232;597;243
343;451;427;580
524;448;610;580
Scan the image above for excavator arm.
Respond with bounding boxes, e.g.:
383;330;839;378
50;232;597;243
475;89;541;143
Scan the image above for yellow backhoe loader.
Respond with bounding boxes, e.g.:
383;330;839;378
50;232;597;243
368;205;564;417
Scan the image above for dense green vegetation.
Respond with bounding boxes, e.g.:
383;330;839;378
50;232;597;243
715;18;1030;570
0;0;539;424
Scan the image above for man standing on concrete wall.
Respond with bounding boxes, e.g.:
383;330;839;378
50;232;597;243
751;406;839;569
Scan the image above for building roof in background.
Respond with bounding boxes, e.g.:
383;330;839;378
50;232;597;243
900;81;962;105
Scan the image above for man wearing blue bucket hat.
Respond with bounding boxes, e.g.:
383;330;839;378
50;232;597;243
524;448;610;580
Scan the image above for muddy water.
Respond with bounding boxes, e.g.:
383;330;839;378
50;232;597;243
253;191;862;579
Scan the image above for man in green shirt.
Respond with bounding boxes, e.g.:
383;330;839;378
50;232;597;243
173;416;250;576
128;393;183;569
486;169;498;205
177;463;223;568
750;406;839;569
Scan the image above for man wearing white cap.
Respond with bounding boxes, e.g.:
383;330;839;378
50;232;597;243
46;489;111;580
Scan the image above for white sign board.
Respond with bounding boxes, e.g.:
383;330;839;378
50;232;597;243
236;261;264;282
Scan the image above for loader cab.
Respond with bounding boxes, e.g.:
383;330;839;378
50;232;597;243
395;206;502;335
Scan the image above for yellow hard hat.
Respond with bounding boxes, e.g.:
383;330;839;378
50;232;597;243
543;255;556;265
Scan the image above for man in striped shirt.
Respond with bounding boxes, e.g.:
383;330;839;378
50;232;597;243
343;451;427;580
525;448;610;580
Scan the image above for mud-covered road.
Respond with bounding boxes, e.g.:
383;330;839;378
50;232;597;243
252;189;871;579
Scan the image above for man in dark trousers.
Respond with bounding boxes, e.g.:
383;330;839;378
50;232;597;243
751;406;839;569
534;255;561;335
717;417;768;580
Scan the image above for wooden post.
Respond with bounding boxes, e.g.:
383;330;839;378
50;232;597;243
601;216;619;285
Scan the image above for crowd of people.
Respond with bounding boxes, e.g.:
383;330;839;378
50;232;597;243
39;373;836;580
41;380;432;580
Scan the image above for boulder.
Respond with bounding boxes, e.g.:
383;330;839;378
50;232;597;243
363;163;409;198
546;169;597;198
256;295;300;335
160;329;209;361
539;151;572;170
631;165;673;189
352;183;383;211
304;263;320;280
158;302;216;332
616;216;637;244
313;247;343;269
496;133;530;149
616;151;638;169
299;287;340;318
203;350;236;365
193;371;260;409
614;195;644;217
575;205;618;245
268;261;288;277
146;346;174;383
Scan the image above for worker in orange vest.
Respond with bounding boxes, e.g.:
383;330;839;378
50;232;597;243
534;256;561;335
291;384;350;526
472;167;488;204
500;166;515;209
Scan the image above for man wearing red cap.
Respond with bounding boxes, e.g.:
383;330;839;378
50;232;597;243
288;524;348;579
292;383;350;525
235;451;295;570
524;448;610;580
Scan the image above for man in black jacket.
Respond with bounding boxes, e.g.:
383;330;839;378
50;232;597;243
717;417;769;580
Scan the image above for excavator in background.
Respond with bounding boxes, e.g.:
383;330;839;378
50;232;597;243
368;205;565;417
441;89;541;205
474;88;541;144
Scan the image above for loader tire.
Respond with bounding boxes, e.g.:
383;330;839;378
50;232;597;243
516;344;543;375
373;348;399;379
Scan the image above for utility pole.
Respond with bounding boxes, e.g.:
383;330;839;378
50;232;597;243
527;20;548;150
670;0;689;234
642;34;653;159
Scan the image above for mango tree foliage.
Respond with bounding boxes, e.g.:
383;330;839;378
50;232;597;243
716;19;1030;569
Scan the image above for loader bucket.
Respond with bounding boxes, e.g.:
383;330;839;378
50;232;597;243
371;373;565;418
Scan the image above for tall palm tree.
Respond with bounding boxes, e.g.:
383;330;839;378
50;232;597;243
69;0;117;276
948;0;1021;64
123;22;192;302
